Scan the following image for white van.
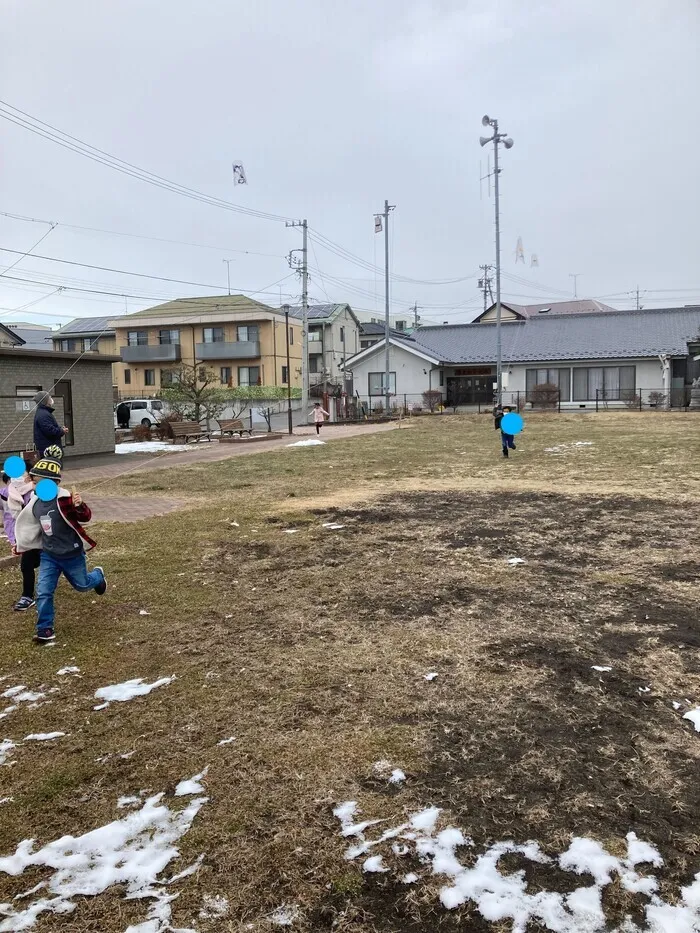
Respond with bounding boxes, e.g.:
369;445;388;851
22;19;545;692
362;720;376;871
115;399;165;428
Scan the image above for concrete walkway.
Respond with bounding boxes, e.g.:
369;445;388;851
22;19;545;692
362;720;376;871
65;421;403;487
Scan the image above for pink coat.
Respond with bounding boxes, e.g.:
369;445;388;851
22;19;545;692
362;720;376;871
311;407;329;424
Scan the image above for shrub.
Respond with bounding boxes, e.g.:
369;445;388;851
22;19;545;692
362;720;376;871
648;391;666;409
132;424;152;442
528;382;559;409
422;390;443;413
623;393;641;410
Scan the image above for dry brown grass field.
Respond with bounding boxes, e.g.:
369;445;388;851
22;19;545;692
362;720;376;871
0;412;698;932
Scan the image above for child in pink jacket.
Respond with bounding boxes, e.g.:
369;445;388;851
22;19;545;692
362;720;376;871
310;402;330;435
0;464;38;612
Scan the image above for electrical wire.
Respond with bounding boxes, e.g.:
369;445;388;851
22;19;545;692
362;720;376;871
0;224;56;277
0;100;293;224
0;210;285;259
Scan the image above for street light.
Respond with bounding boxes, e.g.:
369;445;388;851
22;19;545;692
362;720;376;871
282;304;293;435
480;115;514;408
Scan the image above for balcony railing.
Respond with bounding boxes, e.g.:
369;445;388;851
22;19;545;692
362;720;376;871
196;341;261;361
121;344;181;363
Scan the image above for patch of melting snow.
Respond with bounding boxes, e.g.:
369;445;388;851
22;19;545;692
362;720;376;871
286;439;325;447
23;733;65;742
199;893;229;919
0;798;12;806
591;666;612;673
424;672;438;682
322;522;345;530
175;767;208;797
93;676;175;709
282;529;299;534
683;708;700;732
0;771;207;932
56;667;80;676
1;686;45;704
0;740;17;767
389;769;406;785
269;904;300;926
117;796;141;809
217;736;236;747
673;702;682;711
334;802;700;932
544;441;594;454
138;609;150;616
115;442;191;454
507;558;526;566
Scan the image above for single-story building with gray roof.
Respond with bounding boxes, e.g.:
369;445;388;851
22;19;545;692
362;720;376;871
344;306;700;409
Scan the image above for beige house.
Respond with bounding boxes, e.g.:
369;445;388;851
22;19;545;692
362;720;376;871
52;317;119;389
287;303;360;391
109;295;302;398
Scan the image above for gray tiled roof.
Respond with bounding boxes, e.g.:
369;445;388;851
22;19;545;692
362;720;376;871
477;298;616;321
9;326;53;349
54;316;117;336
411;307;700;363
360;322;411;338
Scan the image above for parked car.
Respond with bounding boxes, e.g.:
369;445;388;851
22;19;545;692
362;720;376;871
114;399;165;428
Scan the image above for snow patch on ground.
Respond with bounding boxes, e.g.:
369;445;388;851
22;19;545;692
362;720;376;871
175;767;208;797
507;557;526;566
0;686;46;722
544;441;594;454
24;733;65;742
269;904;300;926
286;439;325;447
0;741;17;767
115;442;192;454
683;708;700;732
424;672;438;682
93;676;174;709
591;666;612;673
334;802;700;931
322;522;345;530
0;772;207;932
199;893;229;919
56;667;80;676
217;736;236;747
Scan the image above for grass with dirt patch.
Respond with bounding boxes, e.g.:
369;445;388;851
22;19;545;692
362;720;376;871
0;412;698;932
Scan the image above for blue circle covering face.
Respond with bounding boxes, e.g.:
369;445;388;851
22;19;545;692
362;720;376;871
501;412;524;435
3;456;26;479
36;479;58;502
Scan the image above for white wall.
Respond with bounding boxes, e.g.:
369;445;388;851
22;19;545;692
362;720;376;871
348;342;437;401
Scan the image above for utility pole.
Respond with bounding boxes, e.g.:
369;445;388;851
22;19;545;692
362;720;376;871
569;273;581;298
480;117;513;408
222;259;233;295
411;302;421;328
635;285;643;310
286;219;309;420
478;264;494;313
377;199;395;413
282;304;293;435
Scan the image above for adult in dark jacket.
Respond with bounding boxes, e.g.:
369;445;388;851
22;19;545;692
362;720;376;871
116;402;130;430
33;392;67;455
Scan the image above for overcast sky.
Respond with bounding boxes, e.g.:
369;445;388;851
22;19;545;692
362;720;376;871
1;0;699;330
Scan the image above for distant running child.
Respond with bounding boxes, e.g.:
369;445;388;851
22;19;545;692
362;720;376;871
15;448;106;644
494;405;517;459
0;456;38;612
310;402;330;435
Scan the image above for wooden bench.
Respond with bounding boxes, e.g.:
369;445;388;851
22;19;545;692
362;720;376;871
217;418;253;437
169;421;213;443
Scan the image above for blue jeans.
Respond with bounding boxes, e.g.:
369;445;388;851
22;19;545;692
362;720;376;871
36;552;104;635
501;431;516;450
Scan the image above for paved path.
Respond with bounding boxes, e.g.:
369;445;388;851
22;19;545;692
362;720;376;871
65;422;402;487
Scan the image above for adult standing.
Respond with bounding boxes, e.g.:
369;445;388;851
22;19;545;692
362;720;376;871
33;391;68;456
116;401;130;430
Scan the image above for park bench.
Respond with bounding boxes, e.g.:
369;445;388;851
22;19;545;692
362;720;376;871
217;418;253;437
169;421;213;443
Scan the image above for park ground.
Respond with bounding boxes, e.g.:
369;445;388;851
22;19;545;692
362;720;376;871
0;412;699;932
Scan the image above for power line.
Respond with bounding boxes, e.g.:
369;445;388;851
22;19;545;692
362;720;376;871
0;209;285;259
0;100;293;224
0;224;56;277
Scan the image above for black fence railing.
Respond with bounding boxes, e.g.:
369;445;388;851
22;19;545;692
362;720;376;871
595;387;696;411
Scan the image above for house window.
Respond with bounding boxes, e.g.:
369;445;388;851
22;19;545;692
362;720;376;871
395;320;406;332
289;327;294;345
526;368;571;401
127;331;148;347
339;326;345;343
572;366;635;401
59;339;77;352
360;340;372;350
161;370;180;387
145;369;156;387
82;337;99;352
237;325;259;343
203;327;225;343
124;369;131;385
368;372;396;396
238;366;260;387
220;366;232;385
309;356;320;374
159;329;180;345
16;386;42;398
281;365;289;384
439;370;444;387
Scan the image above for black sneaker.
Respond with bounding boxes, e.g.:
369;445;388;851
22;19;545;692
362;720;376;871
502;449;509;458
94;567;107;596
33;629;55;644
13;596;35;612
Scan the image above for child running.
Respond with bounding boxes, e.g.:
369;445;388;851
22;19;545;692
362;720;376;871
0;454;39;611
15;448;106;644
494;405;517;459
310;402;330;435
